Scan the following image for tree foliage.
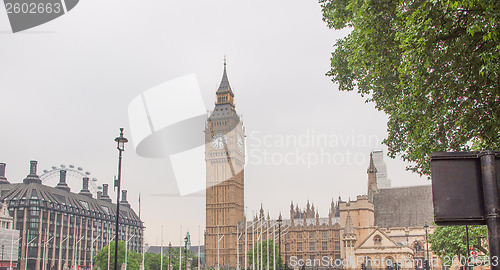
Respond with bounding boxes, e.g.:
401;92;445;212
247;240;284;270
429;225;488;266
93;242;199;270
144;247;199;270
94;241;141;270
320;0;500;175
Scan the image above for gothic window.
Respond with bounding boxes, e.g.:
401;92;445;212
297;232;302;239
374;235;382;245
322;242;328;250
322;231;327;238
309;232;315;238
385;257;394;267
309;242;315;251
297;242;302;251
335;241;340;250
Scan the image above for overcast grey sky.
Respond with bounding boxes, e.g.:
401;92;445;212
0;0;429;246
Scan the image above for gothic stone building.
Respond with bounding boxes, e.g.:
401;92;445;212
0;161;144;270
339;153;437;269
205;61;246;269
203;61;437;270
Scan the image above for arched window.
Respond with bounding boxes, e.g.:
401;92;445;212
374;235;382;245
365;257;373;270
385;256;394;267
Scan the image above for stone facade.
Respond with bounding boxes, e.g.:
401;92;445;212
339;152;437;270
205;61;246;269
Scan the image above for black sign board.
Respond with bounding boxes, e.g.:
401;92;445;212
431;151;500;225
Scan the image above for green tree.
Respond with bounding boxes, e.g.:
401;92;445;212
94;241;141;270
320;0;500;175
247;240;284;270
429;225;488;266
144;247;199;270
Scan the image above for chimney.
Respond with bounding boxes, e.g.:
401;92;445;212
120;190;130;208
23;160;41;184
79;177;92;198
0;163;9;184
55;170;70;192
100;184;112;203
97;191;102;200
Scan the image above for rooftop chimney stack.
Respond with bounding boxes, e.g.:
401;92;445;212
23;160;41;184
30;161;37;174
100;184;112;203
79;177;92;198
0;163;9;184
120;190;130;208
55;170;71;192
97;191;102;200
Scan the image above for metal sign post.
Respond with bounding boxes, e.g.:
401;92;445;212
431;151;500;270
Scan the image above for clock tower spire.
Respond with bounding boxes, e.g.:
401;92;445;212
205;58;245;269
216;57;235;106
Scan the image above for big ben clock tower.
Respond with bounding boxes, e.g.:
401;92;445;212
205;59;245;269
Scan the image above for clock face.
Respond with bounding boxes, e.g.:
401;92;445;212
237;135;244;152
211;133;227;149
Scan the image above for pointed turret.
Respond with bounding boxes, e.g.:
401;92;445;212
260;203;264;219
343;211;357;262
367;152;377;174
367;152;379;201
344;211;355;236
216;57;235;106
336;196;341;217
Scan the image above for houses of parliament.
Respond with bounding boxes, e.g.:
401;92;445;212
205;61;436;269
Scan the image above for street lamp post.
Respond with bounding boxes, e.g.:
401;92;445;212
424;223;430;270
184;236;188;270
277;214;282;270
169;242;172;270
114;127;128;270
